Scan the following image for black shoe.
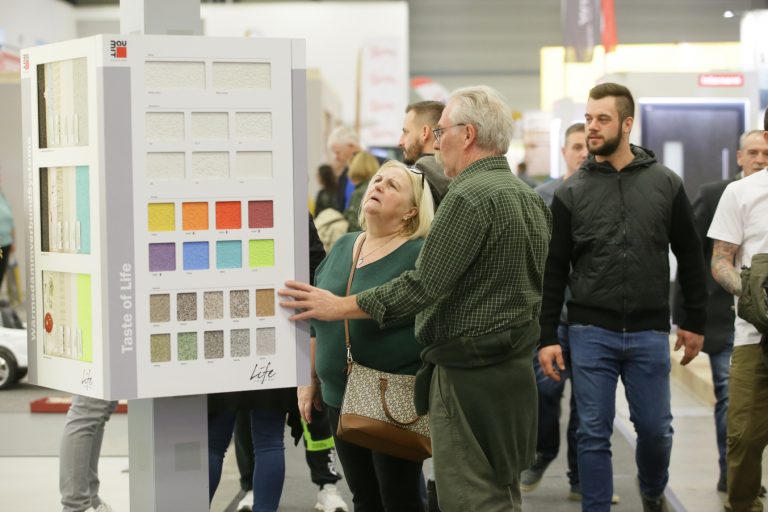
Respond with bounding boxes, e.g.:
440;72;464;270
427;479;441;512
520;453;552;492
640;495;669;512
717;473;726;494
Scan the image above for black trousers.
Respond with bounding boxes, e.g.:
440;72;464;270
234;406;341;491
327;405;424;512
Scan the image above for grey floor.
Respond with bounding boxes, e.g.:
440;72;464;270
0;372;765;511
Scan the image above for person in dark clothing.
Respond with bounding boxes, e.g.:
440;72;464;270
538;83;708;512
672;129;768;494
315;164;340;216
327;126;362;212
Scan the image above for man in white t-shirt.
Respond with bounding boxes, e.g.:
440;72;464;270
708;114;768;512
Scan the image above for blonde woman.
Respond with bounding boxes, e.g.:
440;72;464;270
343;151;380;232
302;160;434;511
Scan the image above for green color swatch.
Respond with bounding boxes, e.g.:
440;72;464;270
76;274;92;362
249;239;274;268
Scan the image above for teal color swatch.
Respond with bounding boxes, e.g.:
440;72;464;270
76;166;90;254
216;240;242;269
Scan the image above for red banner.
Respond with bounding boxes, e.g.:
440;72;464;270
601;0;617;53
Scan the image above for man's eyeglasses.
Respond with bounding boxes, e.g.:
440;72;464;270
432;123;466;143
407;166;425;189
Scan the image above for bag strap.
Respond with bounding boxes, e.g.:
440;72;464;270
379;377;420;425
344;233;366;374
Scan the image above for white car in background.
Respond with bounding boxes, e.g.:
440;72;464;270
0;326;28;390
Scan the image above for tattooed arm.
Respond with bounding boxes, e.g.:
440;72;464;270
711;239;742;296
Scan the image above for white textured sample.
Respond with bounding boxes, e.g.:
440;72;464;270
236;113;272;140
146;112;185;141
147;153;185;180
235;152;272;179
191;112;228;140
191;152;229;179
145;61;205;89
40;57;89;148
213;62;270;89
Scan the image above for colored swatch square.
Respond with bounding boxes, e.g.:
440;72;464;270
216;201;241;230
204;330;224;359
182;202;209;231
177;292;197;322
149;243;176;272
145;61;205;89
204;291;224;320
235;151;272;179
191;112;228;140
212;62;270;89
149;294;170;323
216;241;242;269
147;152;185;180
255;289;275;317
231;329;250;358
146;112;185;141
248;201;274;229
256;328;276;356
178;332;198;361
183;242;209;270
249;239;275;267
236;112;271;139
150;334;171;363
191;152;229;179
148;203;175;231
230;290;249;318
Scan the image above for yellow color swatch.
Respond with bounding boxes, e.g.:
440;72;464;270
249;239;275;268
182;202;209;231
148;203;175;232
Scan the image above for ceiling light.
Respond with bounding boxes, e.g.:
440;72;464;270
723;10;735;18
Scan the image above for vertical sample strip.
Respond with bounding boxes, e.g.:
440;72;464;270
150;334;171;363
182;202;209;231
231;329;250;358
215;201;241;230
147;152;185;180
213;62;270;89
145;112;185;141
248;201;274;229
235;112;272;140
178;332;198;361
145;61;205;89
177;292;197;321
204;291;224;320
216;240;242;269
191;112;228;140
256;327;276;356
191;152;229;180
149;243;176;272
75;166;90;254
42;271;92;361
39;166;91;254
148;203;175;231
255;289;275;317
249;240;275;267
183;241;209;270
37;58;89;148
149;294;170;323
235;151;272;179
204;330;224;359
229;290;249;318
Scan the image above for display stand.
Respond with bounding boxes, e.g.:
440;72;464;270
21;1;309;509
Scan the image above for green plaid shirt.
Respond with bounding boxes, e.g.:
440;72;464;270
357;156;552;345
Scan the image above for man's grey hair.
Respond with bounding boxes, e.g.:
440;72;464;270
327;125;360;148
739;129;765;149
447;86;514;154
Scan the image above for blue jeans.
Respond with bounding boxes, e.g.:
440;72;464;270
533;324;579;484
569;325;673;511
709;339;733;480
208;409;286;512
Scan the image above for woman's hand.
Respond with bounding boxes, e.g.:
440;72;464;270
278;280;369;321
297;381;323;424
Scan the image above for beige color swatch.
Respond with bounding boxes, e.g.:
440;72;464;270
147;153;185;180
145;61;205;89
235;152;272;179
213;62;270;89
145;112;185;141
191;152;229;179
191;112;228;140
235;113;272;140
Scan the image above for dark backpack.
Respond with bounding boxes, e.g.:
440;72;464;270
738;253;768;367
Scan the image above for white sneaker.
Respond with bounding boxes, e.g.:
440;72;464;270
92;502;113;512
315;484;349;512
236;490;253;512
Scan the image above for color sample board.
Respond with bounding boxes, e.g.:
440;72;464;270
21;35;309;400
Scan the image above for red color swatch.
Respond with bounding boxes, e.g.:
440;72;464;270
249;200;274;229
216;201;241;230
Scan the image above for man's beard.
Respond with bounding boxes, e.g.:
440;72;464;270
403;141;424;165
589;129;621;157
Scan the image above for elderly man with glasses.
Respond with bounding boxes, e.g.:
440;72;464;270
280;85;552;511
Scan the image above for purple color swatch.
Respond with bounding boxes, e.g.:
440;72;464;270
149;243;176;272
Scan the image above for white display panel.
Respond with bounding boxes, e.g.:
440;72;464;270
22;35;309;400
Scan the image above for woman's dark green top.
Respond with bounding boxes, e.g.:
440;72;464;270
312;232;423;408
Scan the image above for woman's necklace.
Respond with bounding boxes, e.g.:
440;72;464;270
356;233;400;268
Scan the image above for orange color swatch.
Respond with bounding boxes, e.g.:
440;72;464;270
182;202;209;231
216;201;241;230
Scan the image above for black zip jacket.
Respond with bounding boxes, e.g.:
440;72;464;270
539;145;707;347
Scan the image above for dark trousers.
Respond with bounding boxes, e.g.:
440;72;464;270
235;407;341;491
328;405;424;512
0;244;10;289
